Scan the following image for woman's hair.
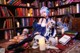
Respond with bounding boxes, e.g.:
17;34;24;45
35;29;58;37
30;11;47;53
40;6;49;15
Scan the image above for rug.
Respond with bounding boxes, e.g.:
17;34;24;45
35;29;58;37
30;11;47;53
0;40;80;53
62;40;80;53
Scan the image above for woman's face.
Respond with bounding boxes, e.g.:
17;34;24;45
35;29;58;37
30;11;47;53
41;11;48;17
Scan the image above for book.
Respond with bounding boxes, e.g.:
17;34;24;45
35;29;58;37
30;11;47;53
3;20;6;28
26;8;28;16
76;3;80;13
0;6;6;16
16;8;23;16
59;35;71;45
13;0;21;6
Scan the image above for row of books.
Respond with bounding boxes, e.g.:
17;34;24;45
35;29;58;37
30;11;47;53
0;6;40;17
32;0;80;8
4;30;14;40
0;0;33;7
7;0;21;6
15;4;80;17
15;18;33;27
0;6;11;17
0;0;21;6
0;0;6;4
15;8;34;16
54;0;80;7
2;18;33;29
48;3;80;16
3;19;13;29
15;8;42;17
32;0;55;8
33;3;80;16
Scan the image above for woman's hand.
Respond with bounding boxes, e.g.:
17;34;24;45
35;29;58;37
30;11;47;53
46;21;52;28
34;32;40;35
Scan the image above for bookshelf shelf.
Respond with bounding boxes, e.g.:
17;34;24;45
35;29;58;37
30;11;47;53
15;26;32;29
15;16;44;18
49;15;67;18
0;28;14;31
0;16;13;18
73;13;80;17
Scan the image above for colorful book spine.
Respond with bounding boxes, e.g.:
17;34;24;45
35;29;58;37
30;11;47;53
13;0;21;6
76;3;80;13
4;30;13;40
8;0;15;5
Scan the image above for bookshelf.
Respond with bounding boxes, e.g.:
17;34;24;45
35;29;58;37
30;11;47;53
0;0;80;40
0;0;37;40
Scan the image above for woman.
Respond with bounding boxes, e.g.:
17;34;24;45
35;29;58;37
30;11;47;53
33;6;57;47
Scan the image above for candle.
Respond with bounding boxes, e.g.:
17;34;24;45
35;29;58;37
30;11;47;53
17;21;20;27
55;37;58;45
39;37;46;51
28;13;30;16
27;3;30;7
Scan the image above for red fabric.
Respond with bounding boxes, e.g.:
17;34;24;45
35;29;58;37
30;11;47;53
62;34;75;38
56;44;67;50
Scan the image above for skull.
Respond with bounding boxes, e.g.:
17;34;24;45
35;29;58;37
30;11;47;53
33;35;45;45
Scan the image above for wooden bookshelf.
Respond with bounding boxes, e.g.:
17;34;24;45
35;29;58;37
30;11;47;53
0;0;80;40
15;26;32;29
0;16;13;18
14;16;44;18
0;28;14;31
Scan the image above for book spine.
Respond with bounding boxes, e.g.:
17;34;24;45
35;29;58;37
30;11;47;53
76;3;80;13
13;0;21;6
21;18;25;27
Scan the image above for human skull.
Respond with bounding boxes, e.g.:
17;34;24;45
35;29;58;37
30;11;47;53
33;35;45;45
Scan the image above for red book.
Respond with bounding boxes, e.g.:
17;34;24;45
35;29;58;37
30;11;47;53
29;17;33;26
16;8;23;16
19;8;23;16
6;19;9;28
26;8;28;16
0;7;6;16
